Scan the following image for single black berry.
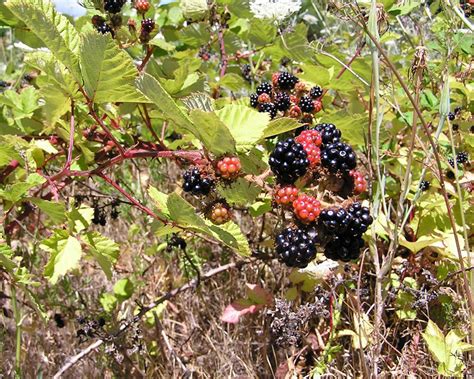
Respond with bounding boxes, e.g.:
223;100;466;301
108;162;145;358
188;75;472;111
319;207;352;234
269;138;310;184
241;64;252;82
452;124;459;131
456;151;469;164
454;106;461;114
448;157;455;167
256;82;273;96
96;23;113;35
314;123;341;147
324;232;364;262
299;95;315;113
446;170;455;179
104;0;126;14
275;227;318;268
321;142;357;173
250;93;258;108
54;314;66;328
182;168;214;196
141;18;155;33
277;72;299;90
274;92;291;111
309;86;323;99
419;180;430;191
448;112;455;121
346;202;373;237
259;102;277;119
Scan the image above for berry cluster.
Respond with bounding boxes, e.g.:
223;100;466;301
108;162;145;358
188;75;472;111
134;0;150;13
207;202;231;225
322;203;373;262
249;71;323;121
275;227;318;268
269;138;310;184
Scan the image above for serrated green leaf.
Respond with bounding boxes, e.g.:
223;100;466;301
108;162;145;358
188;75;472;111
0;244;16;272
263;117;301;138
42;234;82;284
29;198;66;224
136;73;196;133
216;105;269;151
80;31;145;103
0;173;45;203
248;199;272;217
219;73;248;92
113;278;134;301
167;192;208;229
84;232;120;280
67;204;94;234
217;178;260;206
148;186;171;217
6;0;81;81
181;92;214;112
188;110;236;155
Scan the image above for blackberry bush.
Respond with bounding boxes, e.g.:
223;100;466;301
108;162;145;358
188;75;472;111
269;138;310;184
275;227;318;268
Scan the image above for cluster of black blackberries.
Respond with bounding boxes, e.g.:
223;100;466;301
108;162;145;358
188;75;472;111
275;227;318;268
104;0;126;14
322;203;373;262
269;138;310;184
182;168;214;196
249;72;323;120
92;198;120;226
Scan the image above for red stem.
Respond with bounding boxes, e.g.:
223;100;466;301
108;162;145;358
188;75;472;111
0;160;20;183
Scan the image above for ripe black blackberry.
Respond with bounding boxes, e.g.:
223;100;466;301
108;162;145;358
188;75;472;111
269;138;310;184
346;202;373;237
96;23;113;35
241;64;252;82
104;0;126;14
456;151;469;164
250;93;258;108
256;82;273;95
182;168;214;196
321;142;357;173
324;233;364;262
309;86;323;99
319;207;352;234
314;123;341;147
299;95;315;113
448;112;455;121
275;227;318;268
448;157;455;167
452;124;459;131
141;18;155;33
277;72;299;90
259;102;277;119
419;180;430;191
274;92;291;111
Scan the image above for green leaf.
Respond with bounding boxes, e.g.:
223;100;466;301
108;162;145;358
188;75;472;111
219;73;249;92
113;278;134;301
399;235;444;253
84;232;120;280
42;233;83;284
263;117;301;138
67;204;94;234
216;105;270;151
167;192;208;229
80;31;145;103
148;186;171;217
217;178;260;206
0;173;45;203
136;73;196;133
188;110;236;155
5;0;81;80
100;292;118;312
0;244;16;272
29;198;66;224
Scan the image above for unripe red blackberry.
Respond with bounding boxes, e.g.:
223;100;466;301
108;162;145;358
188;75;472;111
292;194;321;223
208;202;231;225
295;130;322;167
289;105;302;118
277;72;299;90
350;170;368;194
258;93;271;104
299;95;315;113
274;185;299;205
275;227;318;268
135;0;150;13
216;156;241;179
104;0;126;14
294;81;308;93
310;85;323;99
313;100;323;113
256;82;273;95
271;72;280;87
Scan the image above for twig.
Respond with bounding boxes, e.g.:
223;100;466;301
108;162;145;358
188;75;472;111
52;261;248;378
65;100;75;170
138;46;155;72
217;28;228;77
